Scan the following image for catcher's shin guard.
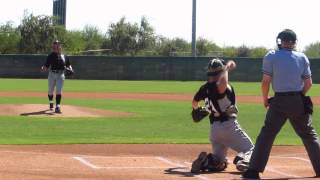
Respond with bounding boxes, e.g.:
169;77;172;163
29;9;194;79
191;152;208;173
207;153;228;172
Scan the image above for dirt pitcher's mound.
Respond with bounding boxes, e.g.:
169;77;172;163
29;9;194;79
0;104;133;118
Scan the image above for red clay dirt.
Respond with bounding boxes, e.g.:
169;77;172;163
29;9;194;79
0;104;133;117
0;144;317;180
0;91;320;104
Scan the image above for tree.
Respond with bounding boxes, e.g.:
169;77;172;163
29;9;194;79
304;42;320;58
249;47;268;58
237;45;250;57
0;21;20;54
82;25;104;51
196;38;220;56
222;46;237;58
154;36;172;56
63;30;86;54
107;17;139;55
18;12;66;54
137;17;156;51
153;37;191;56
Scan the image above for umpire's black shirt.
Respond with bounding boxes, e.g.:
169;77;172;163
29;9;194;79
44;52;71;70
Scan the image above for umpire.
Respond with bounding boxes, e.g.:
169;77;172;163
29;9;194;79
243;29;320;179
41;40;73;113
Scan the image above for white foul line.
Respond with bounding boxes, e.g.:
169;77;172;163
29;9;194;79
73;156;101;169
156;156;212;180
101;166;172;169
266;167;303;178
155;157;186;168
271;153;307;158
273;156;311;163
288;156;310;163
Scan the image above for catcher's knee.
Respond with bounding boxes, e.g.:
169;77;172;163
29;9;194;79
206;153;228;172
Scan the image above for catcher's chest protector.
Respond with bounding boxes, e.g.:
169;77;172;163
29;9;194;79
204;84;236;122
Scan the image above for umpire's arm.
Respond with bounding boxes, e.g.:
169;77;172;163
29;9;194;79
302;56;312;95
262;74;272;108
303;78;312;95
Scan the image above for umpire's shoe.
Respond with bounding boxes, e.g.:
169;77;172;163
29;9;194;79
242;169;260;179
191;152;207;174
55;106;62;113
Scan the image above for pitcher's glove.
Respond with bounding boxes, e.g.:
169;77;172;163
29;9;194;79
191;107;209;122
65;67;74;76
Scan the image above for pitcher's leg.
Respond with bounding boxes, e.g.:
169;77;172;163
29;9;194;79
48;72;55;110
55;73;65;113
289;114;320;175
249;107;287;172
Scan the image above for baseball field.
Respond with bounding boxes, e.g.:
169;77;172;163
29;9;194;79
0;78;319;179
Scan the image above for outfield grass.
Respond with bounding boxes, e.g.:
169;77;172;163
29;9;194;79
0;78;319;96
0;96;319;145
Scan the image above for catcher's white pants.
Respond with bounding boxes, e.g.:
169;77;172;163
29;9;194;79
48;71;65;95
210;118;253;160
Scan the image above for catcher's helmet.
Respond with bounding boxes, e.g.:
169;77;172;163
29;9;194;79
276;29;297;48
207;58;226;76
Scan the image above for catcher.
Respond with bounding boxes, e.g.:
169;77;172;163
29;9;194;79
190;58;254;173
41;40;74;113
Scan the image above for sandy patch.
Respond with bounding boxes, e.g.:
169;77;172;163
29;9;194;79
0;104;133;118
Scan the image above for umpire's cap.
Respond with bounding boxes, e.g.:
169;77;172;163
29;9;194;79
277;29;297;43
207;58;226;76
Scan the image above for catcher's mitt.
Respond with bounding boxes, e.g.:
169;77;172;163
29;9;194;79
191;107;209;122
65;67;74;76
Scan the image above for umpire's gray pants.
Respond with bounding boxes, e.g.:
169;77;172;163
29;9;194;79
48;71;65;95
210;118;254;160
249;95;320;174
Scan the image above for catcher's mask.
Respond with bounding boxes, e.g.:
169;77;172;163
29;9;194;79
276;29;297;49
207;58;226;83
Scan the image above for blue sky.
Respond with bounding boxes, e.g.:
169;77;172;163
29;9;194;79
1;0;319;50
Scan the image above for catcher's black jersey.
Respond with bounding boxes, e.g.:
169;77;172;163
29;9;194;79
193;82;236;123
44;52;71;70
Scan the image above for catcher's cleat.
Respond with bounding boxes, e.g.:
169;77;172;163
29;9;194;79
191;152;207;173
55;107;62;113
236;160;249;172
49;103;54;110
233;154;244;164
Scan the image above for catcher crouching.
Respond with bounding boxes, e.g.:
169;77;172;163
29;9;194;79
190;58;254;173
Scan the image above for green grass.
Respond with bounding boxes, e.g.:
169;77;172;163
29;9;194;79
0;78;319;96
0;96;319;145
0;79;319;145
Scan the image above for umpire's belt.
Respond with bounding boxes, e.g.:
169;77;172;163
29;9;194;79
50;70;64;73
275;91;302;96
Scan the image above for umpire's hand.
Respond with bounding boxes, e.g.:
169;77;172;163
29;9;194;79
263;98;270;108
